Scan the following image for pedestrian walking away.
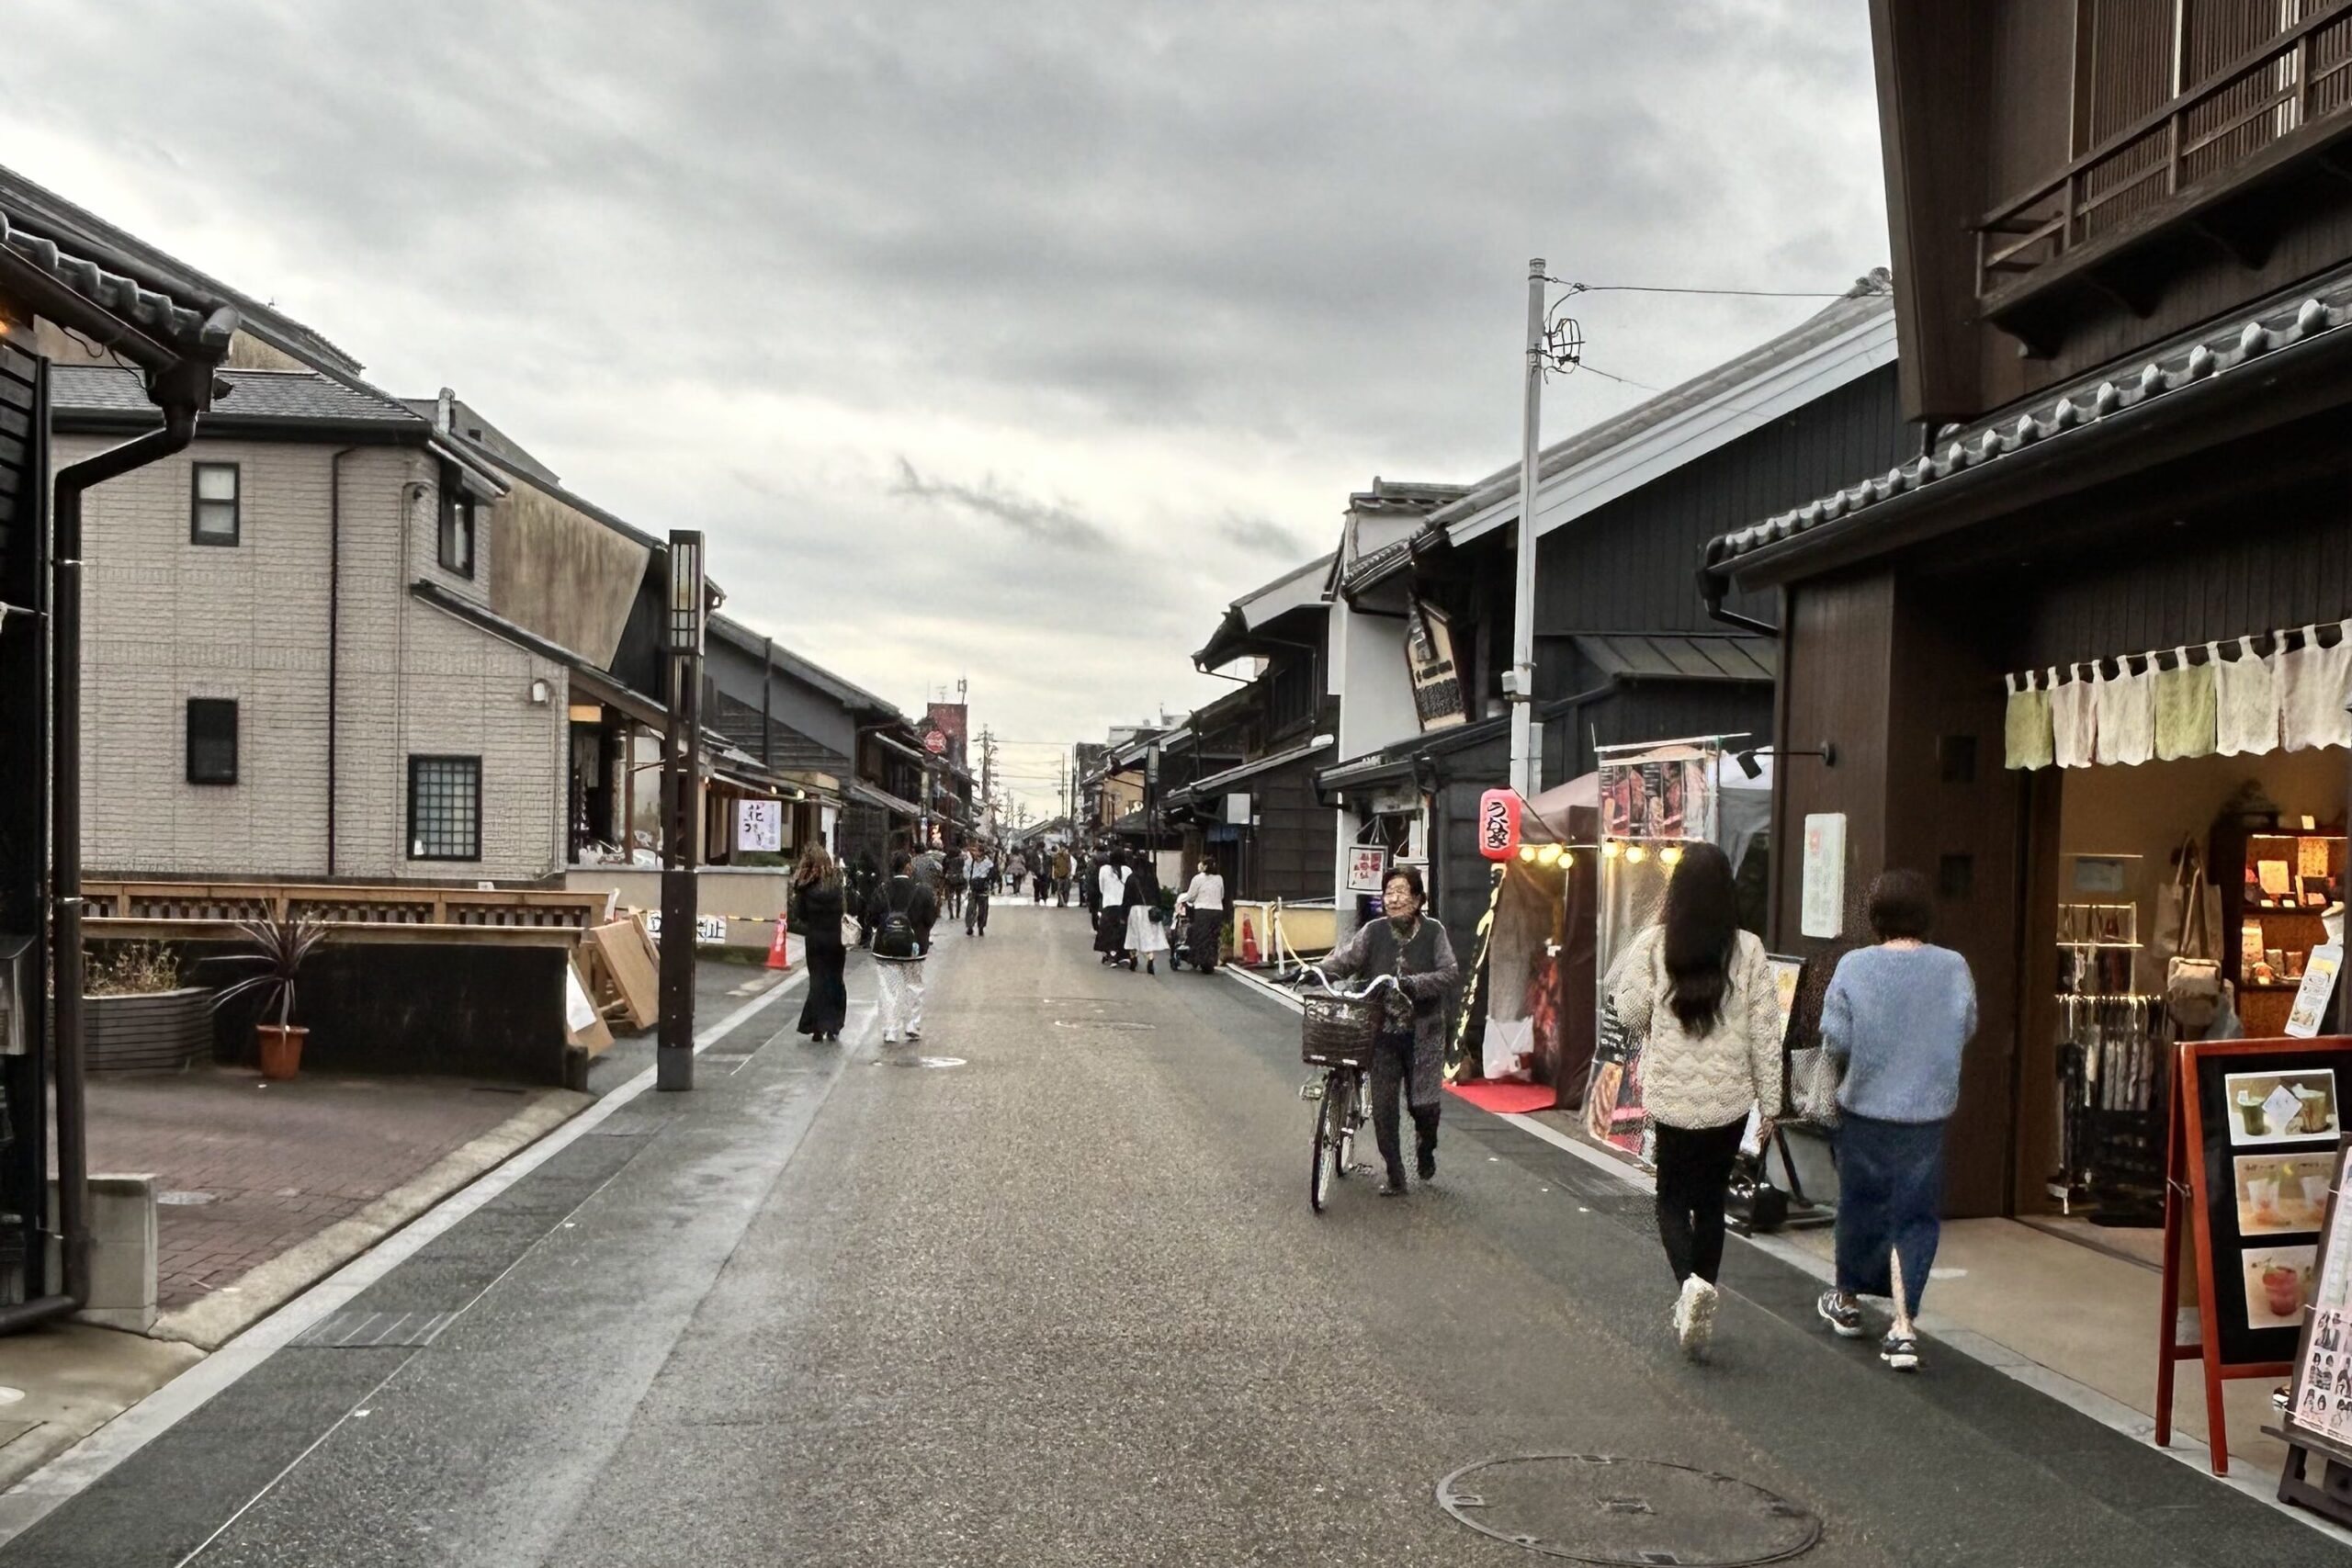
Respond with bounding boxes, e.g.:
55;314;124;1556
1094;848;1131;964
1815;868;1978;1372
1606;841;1781;1362
1123;852;1168;974
865;849;939;1044
1052;843;1073;906
789;844;850;1042
941;842;967;922
965;843;997;936
1177;858;1225;973
1317;866;1459;1196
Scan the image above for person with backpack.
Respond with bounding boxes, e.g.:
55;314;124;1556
865;849;939;1044
1605;841;1782;1361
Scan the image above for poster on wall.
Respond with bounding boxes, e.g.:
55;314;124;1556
1345;844;1390;894
1801;813;1847;940
738;798;784;853
1600;756;1711;841
2288;1143;2352;1449
1404;599;1468;731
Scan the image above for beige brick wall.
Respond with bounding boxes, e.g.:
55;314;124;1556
71;435;569;882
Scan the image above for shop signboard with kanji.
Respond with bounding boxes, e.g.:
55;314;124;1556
1346;845;1389;894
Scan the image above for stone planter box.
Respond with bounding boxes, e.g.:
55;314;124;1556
85;987;213;1073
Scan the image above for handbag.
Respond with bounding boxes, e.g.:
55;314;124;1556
2165;843;2223;1032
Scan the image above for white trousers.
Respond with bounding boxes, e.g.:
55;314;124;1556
876;960;925;1039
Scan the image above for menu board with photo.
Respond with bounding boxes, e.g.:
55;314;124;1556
2194;1052;2345;1365
2284;1141;2352;1452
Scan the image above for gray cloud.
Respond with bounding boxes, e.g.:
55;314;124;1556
0;0;1887;805
1214;513;1312;558
890;457;1117;553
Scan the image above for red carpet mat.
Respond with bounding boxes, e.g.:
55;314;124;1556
1445;1079;1557;1114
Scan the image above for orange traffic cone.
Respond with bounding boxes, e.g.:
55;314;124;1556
766;911;792;971
1238;909;1261;966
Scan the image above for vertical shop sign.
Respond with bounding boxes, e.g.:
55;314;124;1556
737;798;783;853
1801;813;1846;939
1404;599;1469;731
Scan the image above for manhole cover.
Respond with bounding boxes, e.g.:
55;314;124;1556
157;1190;217;1206
1437;1455;1820;1565
872;1055;966;1069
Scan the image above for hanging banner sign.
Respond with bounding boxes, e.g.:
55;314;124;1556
1405;598;1469;731
737;797;784;853
1477;788;1521;862
1346;844;1390;894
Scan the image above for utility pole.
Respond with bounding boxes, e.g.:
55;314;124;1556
1508;255;1546;801
657;530;707;1093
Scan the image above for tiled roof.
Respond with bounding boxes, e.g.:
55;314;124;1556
0;164;358;375
0;207;233;367
1707;267;2352;573
51;365;419;423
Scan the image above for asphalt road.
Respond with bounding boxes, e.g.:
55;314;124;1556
6;908;2343;1565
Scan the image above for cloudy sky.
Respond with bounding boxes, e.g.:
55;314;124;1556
1;0;1885;812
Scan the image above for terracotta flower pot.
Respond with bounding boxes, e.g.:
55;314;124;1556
256;1023;308;1081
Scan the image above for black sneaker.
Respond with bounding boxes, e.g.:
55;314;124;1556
1816;1291;1868;1339
1880;1330;1920;1372
1378;1172;1408;1196
1417;1149;1437;1182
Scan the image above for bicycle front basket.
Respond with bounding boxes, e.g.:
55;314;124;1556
1301;992;1381;1066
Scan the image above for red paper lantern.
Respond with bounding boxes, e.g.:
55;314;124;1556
1476;788;1521;862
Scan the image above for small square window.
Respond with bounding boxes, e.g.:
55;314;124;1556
439;493;475;578
191;462;240;546
408;755;481;861
187;698;238;784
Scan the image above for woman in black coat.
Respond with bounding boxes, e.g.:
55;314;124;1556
790;846;850;1042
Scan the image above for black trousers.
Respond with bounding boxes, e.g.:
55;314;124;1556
1653;1119;1748;1285
967;889;989;933
1368;1033;1439;1181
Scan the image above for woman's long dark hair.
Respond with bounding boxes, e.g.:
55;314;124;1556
1661;841;1740;1033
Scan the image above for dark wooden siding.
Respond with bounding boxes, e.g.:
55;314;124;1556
0;343;43;1299
1249;755;1334;904
1534;364;1911;637
1998;472;2352;670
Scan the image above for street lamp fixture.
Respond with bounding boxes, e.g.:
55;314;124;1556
667;529;706;655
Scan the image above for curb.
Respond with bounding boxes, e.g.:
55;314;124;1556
149;1088;593;1352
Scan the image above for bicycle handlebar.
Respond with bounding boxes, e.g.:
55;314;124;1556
1291;966;1403;1001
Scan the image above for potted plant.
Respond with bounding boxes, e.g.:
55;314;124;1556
211;917;330;1080
83;942;214;1072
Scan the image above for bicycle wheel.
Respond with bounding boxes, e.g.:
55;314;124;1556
1309;1083;1339;1213
1330;1070;1357;1179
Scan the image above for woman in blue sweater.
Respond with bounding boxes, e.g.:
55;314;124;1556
1815;869;1977;1372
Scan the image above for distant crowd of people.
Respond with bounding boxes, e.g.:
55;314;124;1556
786;823;1976;1381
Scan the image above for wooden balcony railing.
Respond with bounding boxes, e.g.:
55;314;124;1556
83;880;611;946
1978;3;2352;302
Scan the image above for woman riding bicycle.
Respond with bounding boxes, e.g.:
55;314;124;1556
1317;866;1458;1195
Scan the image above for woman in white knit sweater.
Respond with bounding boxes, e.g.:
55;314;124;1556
1607;841;1783;1359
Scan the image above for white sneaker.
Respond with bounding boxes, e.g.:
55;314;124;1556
1678;1278;1718;1360
882;1032;899;1044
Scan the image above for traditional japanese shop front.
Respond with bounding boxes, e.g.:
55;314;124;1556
1702;276;2352;1227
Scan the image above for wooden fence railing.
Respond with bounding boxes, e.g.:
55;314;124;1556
82;881;612;946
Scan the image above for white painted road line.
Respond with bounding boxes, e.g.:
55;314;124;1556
0;969;808;1548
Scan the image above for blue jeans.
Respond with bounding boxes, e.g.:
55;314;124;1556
1834;1113;1948;1317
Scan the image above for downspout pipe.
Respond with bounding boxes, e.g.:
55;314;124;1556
1;411;200;1335
326;447;356;876
1699;541;1780;639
